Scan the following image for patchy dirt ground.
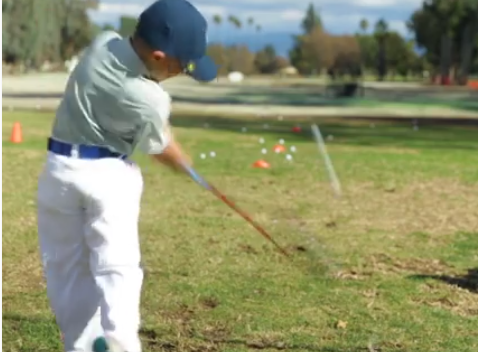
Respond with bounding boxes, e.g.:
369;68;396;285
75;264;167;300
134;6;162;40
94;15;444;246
3;109;477;352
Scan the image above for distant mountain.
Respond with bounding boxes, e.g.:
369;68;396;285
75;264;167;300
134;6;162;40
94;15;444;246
207;31;299;58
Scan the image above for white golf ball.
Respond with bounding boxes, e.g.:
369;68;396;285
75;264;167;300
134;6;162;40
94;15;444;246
279;139;285;145
326;135;334;141
204;123;209;128
285;154;293;161
261;148;267;154
210;151;216;157
241;127;247;132
263;124;269;129
259;137;265;144
200;153;206;159
290;146;296;152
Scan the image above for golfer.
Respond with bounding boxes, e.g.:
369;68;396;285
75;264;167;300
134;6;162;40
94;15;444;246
36;0;217;351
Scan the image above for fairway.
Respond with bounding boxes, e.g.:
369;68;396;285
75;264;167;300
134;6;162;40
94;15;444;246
2;111;478;352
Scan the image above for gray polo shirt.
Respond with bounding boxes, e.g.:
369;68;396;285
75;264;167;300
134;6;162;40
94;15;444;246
51;31;171;156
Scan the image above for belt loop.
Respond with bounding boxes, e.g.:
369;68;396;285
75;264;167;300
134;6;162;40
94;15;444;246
71;144;79;158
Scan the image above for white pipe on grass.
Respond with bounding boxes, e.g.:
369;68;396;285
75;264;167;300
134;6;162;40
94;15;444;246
311;124;342;197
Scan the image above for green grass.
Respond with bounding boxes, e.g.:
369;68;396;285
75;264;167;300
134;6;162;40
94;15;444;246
3;111;478;352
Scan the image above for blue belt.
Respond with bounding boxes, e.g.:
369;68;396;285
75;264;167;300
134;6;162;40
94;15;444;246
47;138;127;160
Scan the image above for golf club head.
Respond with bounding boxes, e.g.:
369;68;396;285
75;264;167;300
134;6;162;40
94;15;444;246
271;219;340;276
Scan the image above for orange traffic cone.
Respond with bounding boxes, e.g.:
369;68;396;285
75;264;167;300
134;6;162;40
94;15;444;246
252;159;271;169
10;122;23;143
272;144;286;153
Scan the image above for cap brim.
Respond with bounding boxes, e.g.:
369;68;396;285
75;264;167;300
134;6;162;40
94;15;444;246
185;55;218;82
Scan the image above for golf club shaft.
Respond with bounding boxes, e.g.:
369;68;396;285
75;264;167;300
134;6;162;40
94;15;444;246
184;164;289;257
208;184;290;257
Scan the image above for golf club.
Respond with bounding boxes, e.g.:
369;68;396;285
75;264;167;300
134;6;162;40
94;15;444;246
183;163;290;258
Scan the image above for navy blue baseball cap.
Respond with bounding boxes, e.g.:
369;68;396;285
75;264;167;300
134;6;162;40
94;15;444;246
135;0;217;82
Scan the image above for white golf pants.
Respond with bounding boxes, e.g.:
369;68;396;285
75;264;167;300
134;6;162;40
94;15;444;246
36;151;144;352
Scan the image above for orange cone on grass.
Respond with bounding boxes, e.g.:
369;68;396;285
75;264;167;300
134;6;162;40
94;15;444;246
252;159;271;169
272;144;286;153
10;122;23;143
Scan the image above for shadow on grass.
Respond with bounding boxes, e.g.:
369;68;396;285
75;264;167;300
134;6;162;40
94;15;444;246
408;267;478;293
169;84;478;112
140;326;374;352
171;113;478;151
193;337;372;352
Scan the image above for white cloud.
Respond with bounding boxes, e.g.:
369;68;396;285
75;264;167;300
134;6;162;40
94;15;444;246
92;0;423;17
186;0;424;10
280;10;304;21
195;5;228;17
183;0;421;7
89;0;419;33
350;0;422;7
91;2;310;30
388;20;410;36
96;3;143;16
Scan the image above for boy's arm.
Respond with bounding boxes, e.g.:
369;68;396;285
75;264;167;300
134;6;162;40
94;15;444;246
151;129;192;173
123;83;192;174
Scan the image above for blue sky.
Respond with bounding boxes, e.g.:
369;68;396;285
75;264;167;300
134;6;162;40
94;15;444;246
89;0;424;37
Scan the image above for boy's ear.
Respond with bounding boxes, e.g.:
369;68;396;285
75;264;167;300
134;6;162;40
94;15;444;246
152;50;166;61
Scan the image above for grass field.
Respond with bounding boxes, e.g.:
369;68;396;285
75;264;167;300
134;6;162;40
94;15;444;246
2;110;478;352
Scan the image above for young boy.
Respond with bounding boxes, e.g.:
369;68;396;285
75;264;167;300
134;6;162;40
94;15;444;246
36;1;217;351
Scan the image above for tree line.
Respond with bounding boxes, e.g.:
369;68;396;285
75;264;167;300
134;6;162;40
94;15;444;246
288;1;478;83
2;0;106;70
3;0;478;84
288;6;426;81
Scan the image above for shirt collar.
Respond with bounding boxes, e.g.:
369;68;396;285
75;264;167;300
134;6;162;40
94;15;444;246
120;37;149;77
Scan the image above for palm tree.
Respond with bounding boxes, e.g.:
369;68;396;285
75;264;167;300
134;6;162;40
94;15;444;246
374;18;388;37
235;17;242;31
359;18;369;34
227;15;236;29
212;14;222;44
213;14;222;25
247;17;254;27
227;15;241;45
227;15;242;70
256;24;262;54
374;18;389;81
247;17;255;51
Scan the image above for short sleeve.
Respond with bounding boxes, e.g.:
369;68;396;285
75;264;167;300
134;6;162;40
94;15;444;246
92;31;122;48
120;79;172;155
